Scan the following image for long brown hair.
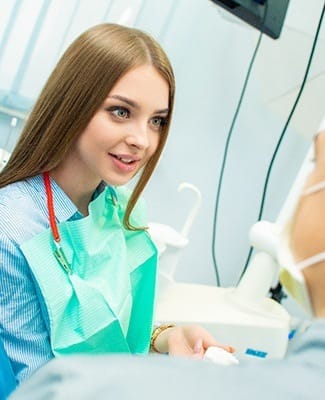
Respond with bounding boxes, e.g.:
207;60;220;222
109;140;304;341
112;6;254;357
0;23;175;229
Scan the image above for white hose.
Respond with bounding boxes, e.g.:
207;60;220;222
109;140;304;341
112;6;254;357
178;183;202;238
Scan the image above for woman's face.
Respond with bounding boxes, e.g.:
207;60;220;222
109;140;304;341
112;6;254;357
288;131;325;313
290;131;325;262
71;64;169;187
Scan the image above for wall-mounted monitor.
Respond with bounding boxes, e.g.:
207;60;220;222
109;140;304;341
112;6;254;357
209;0;290;39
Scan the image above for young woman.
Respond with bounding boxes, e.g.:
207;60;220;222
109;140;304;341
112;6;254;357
0;23;231;384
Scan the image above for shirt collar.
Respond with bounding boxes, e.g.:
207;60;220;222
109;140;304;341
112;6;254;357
26;175;108;223
26;175;79;223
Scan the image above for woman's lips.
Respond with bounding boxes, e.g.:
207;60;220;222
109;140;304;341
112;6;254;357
109;153;140;173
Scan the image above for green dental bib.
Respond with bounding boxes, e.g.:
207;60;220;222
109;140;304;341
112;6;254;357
21;186;157;356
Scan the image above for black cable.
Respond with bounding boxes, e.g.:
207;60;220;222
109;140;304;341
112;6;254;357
211;2;268;286
238;3;325;284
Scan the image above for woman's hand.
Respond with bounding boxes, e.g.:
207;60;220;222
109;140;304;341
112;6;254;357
152;324;234;359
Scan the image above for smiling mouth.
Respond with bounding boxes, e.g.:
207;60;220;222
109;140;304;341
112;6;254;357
110;154;138;164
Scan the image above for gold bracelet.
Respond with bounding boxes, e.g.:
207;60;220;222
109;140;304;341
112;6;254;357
150;324;175;353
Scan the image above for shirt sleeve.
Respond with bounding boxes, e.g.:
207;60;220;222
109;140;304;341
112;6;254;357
0;233;53;383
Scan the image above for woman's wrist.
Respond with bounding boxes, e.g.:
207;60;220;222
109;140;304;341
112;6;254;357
150;324;175;353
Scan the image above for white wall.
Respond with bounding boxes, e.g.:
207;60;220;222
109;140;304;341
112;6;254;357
144;0;325;289
0;0;324;293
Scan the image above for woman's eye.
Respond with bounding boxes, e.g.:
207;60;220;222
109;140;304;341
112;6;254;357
110;107;130;119
151;116;167;129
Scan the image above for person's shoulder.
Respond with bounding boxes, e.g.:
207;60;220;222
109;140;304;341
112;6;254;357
0;177;47;244
0;179;36;214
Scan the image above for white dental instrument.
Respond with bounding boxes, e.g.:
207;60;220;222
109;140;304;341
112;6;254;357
148;182;202;298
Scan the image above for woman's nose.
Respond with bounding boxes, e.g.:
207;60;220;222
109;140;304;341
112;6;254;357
125;123;150;149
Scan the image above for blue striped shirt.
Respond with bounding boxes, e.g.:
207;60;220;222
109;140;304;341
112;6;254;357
0;175;83;383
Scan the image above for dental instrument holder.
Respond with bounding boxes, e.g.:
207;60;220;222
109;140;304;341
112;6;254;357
155;141;316;361
148;222;188;295
148;183;202;298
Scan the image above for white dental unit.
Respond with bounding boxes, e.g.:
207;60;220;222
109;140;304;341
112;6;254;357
150;140;314;362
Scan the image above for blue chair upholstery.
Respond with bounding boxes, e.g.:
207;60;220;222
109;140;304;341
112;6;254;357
0;338;16;399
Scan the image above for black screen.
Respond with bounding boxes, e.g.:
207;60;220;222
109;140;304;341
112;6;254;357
210;0;290;39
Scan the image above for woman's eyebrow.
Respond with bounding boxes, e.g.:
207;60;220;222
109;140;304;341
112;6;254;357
108;94;137;108
107;94;169;114
155;108;169;115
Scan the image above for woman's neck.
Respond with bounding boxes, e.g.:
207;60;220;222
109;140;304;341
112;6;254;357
50;164;100;216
